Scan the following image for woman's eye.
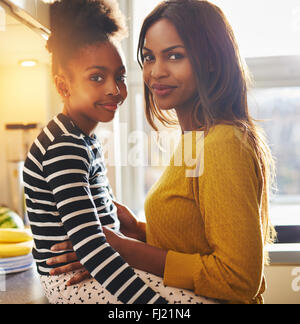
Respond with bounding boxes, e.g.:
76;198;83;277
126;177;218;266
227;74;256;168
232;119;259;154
169;53;184;60
90;75;104;82
143;54;154;62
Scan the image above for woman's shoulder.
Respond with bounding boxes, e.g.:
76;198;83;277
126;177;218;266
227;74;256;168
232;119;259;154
206;124;241;140
204;124;255;158
205;124;249;147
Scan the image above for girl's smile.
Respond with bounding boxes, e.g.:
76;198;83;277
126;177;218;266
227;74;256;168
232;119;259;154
95;102;122;112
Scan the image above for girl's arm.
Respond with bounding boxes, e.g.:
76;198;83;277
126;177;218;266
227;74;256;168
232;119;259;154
48;201;148;285
48;228;168;282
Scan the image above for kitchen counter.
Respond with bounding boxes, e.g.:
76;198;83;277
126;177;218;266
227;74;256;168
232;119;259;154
0;266;48;304
0;244;299;304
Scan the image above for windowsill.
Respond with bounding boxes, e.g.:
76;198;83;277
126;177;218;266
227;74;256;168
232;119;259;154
267;244;300;265
270;203;300;226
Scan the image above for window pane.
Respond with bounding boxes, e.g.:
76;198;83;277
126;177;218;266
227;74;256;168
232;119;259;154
143;114;181;197
132;0;300;59
249;87;300;197
132;0;161;61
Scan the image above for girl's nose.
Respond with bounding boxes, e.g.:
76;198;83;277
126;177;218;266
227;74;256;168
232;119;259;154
105;79;121;96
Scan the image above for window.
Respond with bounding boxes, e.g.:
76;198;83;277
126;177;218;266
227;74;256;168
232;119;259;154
249;87;300;242
131;0;300;60
250;87;300;197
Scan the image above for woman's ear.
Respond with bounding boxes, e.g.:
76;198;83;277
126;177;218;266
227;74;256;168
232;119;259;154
54;74;70;99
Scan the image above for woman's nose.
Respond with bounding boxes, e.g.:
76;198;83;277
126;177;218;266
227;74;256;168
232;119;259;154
150;59;169;79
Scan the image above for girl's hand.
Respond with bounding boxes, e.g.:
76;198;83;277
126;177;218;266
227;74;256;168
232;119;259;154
113;200;146;242
47;241;91;286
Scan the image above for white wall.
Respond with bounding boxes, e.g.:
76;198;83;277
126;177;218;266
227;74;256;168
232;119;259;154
0;63;61;208
264;265;300;304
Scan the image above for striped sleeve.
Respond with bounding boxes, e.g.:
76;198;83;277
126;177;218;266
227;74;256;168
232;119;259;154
43;135;168;304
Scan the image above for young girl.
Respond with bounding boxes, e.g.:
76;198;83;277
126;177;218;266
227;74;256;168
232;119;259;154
23;0;214;304
47;0;276;304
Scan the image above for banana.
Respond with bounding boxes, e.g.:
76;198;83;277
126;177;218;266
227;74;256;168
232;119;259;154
0;228;32;243
0;240;33;258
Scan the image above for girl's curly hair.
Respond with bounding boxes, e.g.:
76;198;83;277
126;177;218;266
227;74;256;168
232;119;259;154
46;0;128;76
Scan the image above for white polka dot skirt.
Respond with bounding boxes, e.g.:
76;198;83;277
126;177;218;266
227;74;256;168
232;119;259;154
40;269;218;304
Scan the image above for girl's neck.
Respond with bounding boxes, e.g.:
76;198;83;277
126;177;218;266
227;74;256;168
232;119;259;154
62;105;98;137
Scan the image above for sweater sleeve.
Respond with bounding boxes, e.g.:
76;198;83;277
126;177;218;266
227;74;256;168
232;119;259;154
163;132;265;303
43;135;168;304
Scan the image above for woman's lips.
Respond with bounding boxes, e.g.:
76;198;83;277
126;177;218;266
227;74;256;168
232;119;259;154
151;84;177;97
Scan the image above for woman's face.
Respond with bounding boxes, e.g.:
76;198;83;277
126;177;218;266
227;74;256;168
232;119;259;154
142;18;198;112
61;41;127;135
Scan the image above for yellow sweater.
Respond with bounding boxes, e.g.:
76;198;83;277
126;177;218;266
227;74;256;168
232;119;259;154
144;125;266;304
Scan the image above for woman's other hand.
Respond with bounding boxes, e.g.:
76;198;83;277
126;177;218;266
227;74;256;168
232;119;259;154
47;240;91;286
113;200;146;242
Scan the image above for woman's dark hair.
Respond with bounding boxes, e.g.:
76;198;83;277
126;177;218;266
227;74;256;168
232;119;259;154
138;0;252;131
46;0;127;76
137;0;276;255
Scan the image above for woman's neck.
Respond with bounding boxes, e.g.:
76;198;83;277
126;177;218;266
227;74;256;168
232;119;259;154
175;107;200;133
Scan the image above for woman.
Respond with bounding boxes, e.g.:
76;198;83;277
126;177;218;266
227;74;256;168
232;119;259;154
49;0;276;304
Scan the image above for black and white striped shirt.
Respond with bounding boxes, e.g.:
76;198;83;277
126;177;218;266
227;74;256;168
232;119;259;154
23;113;167;304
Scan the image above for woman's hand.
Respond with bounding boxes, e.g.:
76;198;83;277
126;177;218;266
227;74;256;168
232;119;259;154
47;227;125;286
103;226;167;278
48;227;167;282
114;200;146;242
47;241;91;286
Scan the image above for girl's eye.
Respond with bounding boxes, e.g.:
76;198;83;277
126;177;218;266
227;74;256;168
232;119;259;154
117;75;127;82
90;75;104;82
168;53;184;60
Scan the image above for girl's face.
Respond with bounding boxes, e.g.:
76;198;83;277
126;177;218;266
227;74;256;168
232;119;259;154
142;18;198;113
61;41;127;135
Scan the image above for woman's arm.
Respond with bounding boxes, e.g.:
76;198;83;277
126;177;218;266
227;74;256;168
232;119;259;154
103;227;167;277
113;201;147;242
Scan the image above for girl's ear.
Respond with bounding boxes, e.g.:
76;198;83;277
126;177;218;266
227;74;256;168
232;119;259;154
54;74;70;99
